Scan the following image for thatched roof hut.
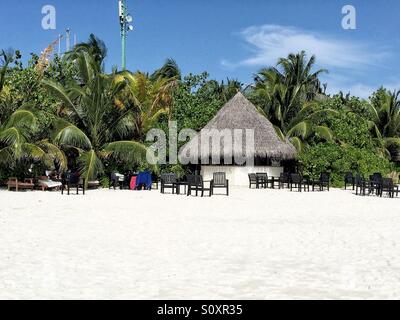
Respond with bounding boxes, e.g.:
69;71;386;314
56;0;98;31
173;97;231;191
180;92;297;161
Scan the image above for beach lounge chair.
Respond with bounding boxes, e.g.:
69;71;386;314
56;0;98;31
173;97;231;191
110;172;125;190
61;172;85;195
160;173;177;194
187;175;212;197
87;180;100;189
7;178;34;192
211;172;229;196
344;172;355;190
38;176;62;191
248;173;258;189
312;173;330;191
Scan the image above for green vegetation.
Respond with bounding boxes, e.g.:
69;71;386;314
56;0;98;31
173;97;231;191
0;36;399;186
251;51;332;151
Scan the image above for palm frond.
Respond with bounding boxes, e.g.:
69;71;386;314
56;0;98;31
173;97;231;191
0;127;25;147
103;140;155;170
4;109;37;130
37;140;68;170
289;137;305;152
42;79;81;117
78;149;104;183
53;120;92;149
273;126;286;141
287;121;310;139
315;125;334;141
143;108;169;132
21;143;46;160
383;137;400;148
76;51;96;84
0;146;14;165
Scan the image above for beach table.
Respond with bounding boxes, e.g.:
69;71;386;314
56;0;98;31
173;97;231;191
269;176;281;189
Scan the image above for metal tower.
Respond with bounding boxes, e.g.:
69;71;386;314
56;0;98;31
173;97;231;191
118;0;133;70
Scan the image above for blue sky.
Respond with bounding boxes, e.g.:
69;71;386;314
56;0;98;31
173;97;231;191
1;0;400;98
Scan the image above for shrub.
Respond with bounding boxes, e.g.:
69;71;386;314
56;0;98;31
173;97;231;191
299;143;391;187
100;176;110;189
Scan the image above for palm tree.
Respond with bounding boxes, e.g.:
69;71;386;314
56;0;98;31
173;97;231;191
42;52;152;184
0;49;13;93
212;79;243;102
114;70;177;140
367;88;400;159
64;34;108;67
269;101;334;152
276;51;327;100
150;58;181;81
253;51;331;151
0;49;16;125
0;108;67;170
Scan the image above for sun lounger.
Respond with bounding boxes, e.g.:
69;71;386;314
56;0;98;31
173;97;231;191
87;180;100;189
110;172;125;190
7;178;34;192
38;177;62;191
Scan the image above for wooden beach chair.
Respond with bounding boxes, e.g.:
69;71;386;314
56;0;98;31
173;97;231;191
187;175;212;197
248;173;258;189
160;173;177;194
211;172;229;196
7;178;35;192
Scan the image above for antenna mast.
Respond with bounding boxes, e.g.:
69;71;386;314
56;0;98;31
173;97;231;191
119;0;134;70
66;28;71;52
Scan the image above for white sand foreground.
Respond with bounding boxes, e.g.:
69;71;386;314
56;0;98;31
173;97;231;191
0;187;399;300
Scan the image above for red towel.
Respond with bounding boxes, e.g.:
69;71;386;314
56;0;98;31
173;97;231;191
130;176;137;190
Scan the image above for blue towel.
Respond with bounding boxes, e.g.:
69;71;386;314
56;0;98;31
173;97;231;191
136;171;152;190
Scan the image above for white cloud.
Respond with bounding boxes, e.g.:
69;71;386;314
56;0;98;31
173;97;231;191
327;82;400;99
221;24;396;99
322;73;400;99
327;83;377;99
222;24;388;70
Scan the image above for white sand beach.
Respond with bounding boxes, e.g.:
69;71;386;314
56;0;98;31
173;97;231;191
0;187;399;300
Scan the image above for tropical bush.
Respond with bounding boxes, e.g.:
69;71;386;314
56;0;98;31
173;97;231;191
299;143;391;187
